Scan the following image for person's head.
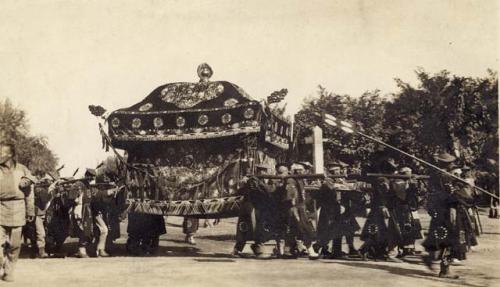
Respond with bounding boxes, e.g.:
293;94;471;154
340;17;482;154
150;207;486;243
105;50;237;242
462;165;473;178
340;165;349;175
328;160;348;175
434;152;456;170
291;163;306;175
328;166;342;176
84;168;96;179
33;170;45;180
276;163;289;175
450;168;462;177
256;165;270;175
300;162;313;174
184;155;194;166
399;167;412;176
0;142;15;164
380;157;398;173
216;154;224;164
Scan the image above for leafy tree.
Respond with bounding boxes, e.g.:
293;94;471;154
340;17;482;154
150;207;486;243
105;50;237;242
387;69;498;170
0;98;27;140
0;98;58;174
295;69;498;186
294;86;387;164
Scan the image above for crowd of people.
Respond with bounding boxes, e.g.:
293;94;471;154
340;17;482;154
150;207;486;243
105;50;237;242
0;140;495;282
232;152;484;279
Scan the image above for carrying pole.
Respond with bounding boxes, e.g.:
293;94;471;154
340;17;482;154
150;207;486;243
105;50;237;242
354;130;498;200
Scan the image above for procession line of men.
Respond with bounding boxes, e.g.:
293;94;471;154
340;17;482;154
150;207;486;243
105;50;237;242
22;168;125;259
232;152;480;278
0;140;487;282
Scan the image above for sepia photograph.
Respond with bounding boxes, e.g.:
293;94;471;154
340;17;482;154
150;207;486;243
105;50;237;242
0;1;498;286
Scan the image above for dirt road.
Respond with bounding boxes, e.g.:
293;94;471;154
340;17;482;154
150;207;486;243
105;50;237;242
10;210;500;287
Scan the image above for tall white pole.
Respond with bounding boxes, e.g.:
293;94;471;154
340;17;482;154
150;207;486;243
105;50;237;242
312;126;324;174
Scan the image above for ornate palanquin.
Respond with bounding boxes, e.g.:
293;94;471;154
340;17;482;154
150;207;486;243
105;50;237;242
101;64;291;218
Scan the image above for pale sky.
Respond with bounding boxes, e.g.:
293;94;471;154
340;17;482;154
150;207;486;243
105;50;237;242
0;0;498;177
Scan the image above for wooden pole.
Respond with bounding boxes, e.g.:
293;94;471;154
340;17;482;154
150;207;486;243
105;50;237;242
312;126;324;175
355;130;499;200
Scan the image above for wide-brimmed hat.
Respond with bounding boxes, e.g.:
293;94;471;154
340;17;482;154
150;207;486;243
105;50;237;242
399;167;412;175
328;166;341;172
299;161;313;169
434;152;456;163
275;162;288;169
328;160;348;168
275;162;289;174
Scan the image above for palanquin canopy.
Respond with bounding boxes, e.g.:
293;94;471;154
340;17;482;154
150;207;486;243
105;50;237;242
107;64;291;150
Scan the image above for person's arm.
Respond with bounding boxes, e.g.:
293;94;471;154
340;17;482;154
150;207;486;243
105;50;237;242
21;166;36;220
73;193;83;219
284;179;298;208
25;184;35;221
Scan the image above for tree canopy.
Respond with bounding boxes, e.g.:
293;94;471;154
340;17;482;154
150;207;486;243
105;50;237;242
295;69;498;178
0;99;58;175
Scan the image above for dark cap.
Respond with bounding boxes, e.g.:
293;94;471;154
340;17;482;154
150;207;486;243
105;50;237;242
84;168;97;178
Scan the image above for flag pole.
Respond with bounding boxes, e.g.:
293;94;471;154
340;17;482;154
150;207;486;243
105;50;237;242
355;129;499;200
319;112;498;200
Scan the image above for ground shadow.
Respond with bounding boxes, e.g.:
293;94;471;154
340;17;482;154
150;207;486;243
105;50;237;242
19;241;82;259
332;261;485;287
195;234;235;242
21;241;239;260
166;222;183;228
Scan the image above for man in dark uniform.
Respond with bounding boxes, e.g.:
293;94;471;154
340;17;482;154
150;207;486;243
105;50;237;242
390;167;424;258
270;163;289;257
90;167;126;257
44;179;71;256
423;152;477;278
290;162;318;259
448;166;478;264
359;157;402;261
71;180;94;258
232;164;275;258
333;161;368;258
312;163;344;258
272;163;304;259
